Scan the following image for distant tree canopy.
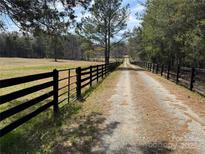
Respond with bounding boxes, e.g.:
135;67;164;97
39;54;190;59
0;32;84;59
129;0;205;68
0;32;124;60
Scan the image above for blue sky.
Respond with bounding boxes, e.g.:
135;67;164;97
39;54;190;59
122;0;146;31
0;0;146;32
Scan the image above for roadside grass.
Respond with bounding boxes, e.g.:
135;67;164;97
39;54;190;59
150;72;205;101
0;69;119;154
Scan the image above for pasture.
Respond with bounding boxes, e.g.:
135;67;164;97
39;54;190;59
0;57;102;79
0;57;104;151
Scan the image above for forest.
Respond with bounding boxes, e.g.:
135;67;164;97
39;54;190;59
128;0;205;68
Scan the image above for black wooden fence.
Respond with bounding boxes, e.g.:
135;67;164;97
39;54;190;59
131;61;205;96
0;62;120;137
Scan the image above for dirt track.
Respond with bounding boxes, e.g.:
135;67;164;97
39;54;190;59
92;58;205;154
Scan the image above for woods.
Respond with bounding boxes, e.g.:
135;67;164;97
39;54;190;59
0;32;83;59
129;0;205;68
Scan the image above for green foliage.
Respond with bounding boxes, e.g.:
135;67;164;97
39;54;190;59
0;32;83;60
76;0;129;63
129;0;205;68
80;39;95;60
0;0;91;34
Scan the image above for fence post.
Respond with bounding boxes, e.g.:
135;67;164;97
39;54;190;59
190;67;195;91
152;63;154;72
156;64;159;74
176;65;180;84
53;69;59;114
167;63;170;79
76;67;82;100
102;65;104;78
161;64;164;76
105;64;107;76
97;65;99;82
68;69;70;102
90;66;92;87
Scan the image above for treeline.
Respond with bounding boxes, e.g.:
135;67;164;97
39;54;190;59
0;32;125;61
0;32;84;60
129;0;205;68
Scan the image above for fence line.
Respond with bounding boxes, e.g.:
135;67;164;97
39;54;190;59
0;62;120;137
131;61;205;97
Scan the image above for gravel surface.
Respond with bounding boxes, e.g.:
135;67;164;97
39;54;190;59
93;57;205;154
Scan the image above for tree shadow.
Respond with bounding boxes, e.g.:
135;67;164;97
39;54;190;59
117;67;145;72
53;112;120;154
101;141;173;154
0;102;82;154
138;141;173;154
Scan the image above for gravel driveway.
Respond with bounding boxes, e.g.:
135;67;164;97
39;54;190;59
92;57;205;154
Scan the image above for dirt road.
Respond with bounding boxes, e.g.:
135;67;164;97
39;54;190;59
92;57;205;154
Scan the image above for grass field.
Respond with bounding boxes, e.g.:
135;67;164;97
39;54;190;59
0;57;104;153
0;57;102;79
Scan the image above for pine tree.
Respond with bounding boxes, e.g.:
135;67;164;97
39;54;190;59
76;0;129;64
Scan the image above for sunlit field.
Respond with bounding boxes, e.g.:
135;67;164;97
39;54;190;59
0;57;103;148
0;57;103;79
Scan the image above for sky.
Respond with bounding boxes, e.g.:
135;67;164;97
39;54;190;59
122;0;146;31
0;0;146;33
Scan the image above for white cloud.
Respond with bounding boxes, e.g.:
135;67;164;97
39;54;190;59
126;3;145;31
133;4;145;13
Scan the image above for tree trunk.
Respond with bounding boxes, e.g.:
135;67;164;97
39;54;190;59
107;3;111;64
53;35;57;62
105;43;109;64
104;19;109;64
107;21;111;64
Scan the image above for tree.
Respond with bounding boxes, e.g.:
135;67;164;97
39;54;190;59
0;32;85;60
80;39;94;60
0;0;91;32
129;0;205;68
76;0;129;64
0;0;91;61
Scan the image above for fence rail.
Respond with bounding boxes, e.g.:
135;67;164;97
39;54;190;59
0;62;120;137
131;61;205;97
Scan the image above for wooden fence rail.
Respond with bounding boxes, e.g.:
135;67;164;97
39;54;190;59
0;62;120;137
131;61;205;97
